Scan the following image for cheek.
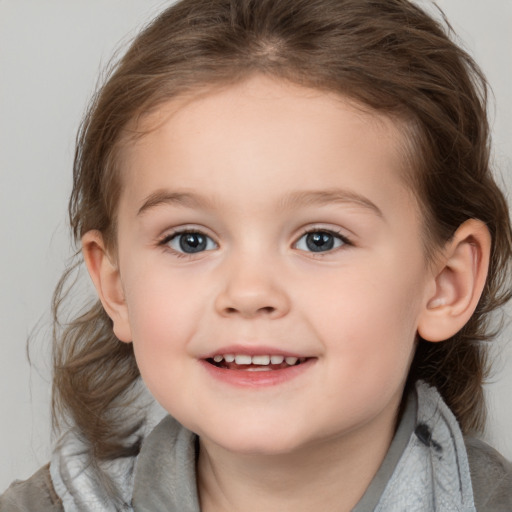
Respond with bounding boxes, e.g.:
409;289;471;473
124;259;203;332
299;257;424;368
125;281;197;411
121;264;207;378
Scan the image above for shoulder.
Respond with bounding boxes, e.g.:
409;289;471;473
465;437;512;512
0;465;63;512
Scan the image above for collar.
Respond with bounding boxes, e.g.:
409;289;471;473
50;381;476;511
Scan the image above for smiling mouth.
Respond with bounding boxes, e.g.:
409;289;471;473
206;354;309;371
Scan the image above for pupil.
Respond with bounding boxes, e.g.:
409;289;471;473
180;233;206;253
306;232;334;252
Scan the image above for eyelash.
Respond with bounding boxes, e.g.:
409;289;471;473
294;228;352;255
158;229;218;258
158;227;353;258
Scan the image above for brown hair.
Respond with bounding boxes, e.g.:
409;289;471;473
53;0;512;465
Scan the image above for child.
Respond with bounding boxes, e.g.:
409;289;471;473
2;0;512;510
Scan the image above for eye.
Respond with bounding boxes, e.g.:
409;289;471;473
295;230;348;253
162;231;217;254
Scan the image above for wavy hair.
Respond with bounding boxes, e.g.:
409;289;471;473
52;0;512;463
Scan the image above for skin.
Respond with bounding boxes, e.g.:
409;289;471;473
83;75;491;511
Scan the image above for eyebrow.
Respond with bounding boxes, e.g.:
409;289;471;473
137;190;215;216
280;189;384;218
137;187;383;218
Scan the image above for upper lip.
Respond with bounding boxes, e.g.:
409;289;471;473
200;345;311;359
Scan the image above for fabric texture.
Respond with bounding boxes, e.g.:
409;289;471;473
465;436;512;511
0;465;62;512
2;381;512;511
371;382;475;511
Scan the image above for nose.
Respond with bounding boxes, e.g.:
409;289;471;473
214;255;291;319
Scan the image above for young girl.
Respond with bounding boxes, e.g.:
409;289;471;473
2;0;512;510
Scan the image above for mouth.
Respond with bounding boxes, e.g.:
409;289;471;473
206;354;310;371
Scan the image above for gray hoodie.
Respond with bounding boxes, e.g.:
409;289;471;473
2;382;512;511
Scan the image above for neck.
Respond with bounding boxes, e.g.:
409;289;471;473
197;410;397;512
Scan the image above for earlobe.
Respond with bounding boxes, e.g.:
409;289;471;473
418;219;491;342
81;230;132;343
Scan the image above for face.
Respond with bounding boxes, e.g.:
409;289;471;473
112;76;434;456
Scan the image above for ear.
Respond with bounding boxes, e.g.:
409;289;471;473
81;230;132;343
417;219;491;342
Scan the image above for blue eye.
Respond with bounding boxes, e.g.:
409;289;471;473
295;230;346;253
164;231;217;254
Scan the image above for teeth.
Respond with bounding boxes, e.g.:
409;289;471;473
211;354;304;366
234;354;252;365
252;355;270;365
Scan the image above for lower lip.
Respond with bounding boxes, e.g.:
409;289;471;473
200;358;316;388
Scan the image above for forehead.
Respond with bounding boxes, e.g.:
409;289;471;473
118;76;416;221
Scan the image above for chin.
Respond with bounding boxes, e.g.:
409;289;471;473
199;424;310;456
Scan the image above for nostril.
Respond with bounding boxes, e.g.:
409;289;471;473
216;286;290;318
224;305;276;316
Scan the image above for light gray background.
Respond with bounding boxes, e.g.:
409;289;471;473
1;0;511;492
